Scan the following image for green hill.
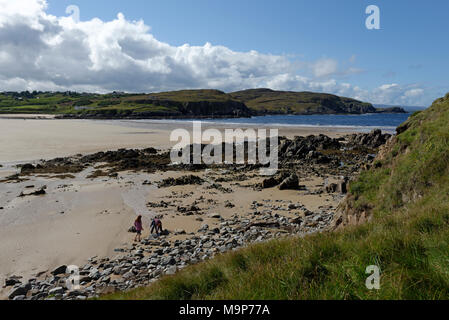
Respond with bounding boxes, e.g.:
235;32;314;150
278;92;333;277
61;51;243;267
0;90;251;118
102;93;449;300
0;89;404;118
229;88;379;115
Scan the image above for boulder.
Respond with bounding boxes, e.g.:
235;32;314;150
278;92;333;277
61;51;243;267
279;174;299;190
8;283;31;300
5;276;22;287
51;265;68;276
165;266;177;275
261;177;279;189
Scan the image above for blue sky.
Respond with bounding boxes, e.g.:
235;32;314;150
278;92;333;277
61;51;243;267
2;0;448;106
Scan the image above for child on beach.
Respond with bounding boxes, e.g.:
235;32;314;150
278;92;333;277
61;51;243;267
150;217;163;235
134;215;144;242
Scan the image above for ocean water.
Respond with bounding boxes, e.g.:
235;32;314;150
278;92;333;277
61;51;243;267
127;113;412;133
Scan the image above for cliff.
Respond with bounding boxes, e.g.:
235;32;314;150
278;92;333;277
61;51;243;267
229;88;405;115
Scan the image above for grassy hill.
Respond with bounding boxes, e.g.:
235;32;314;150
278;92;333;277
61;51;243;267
0;89;404;118
229;88;378;115
0;90;251;118
102;93;449;300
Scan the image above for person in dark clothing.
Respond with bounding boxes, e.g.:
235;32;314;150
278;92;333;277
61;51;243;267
150;217;163;235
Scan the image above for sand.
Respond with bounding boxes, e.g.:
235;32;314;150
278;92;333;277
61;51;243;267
0;117;357;298
0;118;353;162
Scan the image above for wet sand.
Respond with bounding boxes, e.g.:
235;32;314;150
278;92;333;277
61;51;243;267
0;118;354;162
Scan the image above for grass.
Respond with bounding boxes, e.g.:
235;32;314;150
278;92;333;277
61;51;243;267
101;93;449;300
229;88;376;114
0;89;378;116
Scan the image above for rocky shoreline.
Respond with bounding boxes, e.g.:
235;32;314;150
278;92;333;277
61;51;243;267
1;129;392;300
5;203;338;300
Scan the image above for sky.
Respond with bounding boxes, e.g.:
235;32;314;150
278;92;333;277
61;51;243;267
1;0;448;106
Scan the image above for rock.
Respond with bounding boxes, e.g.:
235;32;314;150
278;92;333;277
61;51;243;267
51;265;67;276
202;241;214;248
158;175;204;188
279;173;299;190
198;224;209;232
174;229;186;235
262;177;279;188
8;283;31;299
49;287;65;295
89;269;101;280
19;186;47;197
344;129;391;149
165;266;177;275
5;276;22;287
326;183;338;193
207;213;221;219
80;276;92;283
224;201;235;208
161;257;176;266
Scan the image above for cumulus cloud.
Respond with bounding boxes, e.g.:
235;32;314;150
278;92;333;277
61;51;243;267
0;0;433;106
310;58;338;78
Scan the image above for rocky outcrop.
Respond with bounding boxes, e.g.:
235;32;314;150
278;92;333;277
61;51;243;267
157;175;205;188
344;129;392;149
375;106;407;114
279;134;341;160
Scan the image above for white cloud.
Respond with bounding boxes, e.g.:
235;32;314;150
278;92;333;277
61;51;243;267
404;88;424;97
0;0;435;106
310;58;338;78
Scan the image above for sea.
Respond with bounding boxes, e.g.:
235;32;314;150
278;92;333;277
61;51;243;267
125;112;415;134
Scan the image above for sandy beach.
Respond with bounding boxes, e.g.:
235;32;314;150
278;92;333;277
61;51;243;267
0;117;354;163
0;116;371;299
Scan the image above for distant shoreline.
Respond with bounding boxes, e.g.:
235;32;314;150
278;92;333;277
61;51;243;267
0;109;409;121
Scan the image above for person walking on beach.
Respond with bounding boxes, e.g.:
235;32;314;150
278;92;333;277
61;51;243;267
150;217;163;235
134;215;144;242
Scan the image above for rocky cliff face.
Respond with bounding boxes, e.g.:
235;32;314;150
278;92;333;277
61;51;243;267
60;99;252;119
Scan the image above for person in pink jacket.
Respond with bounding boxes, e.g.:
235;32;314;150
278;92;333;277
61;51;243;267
134;215;144;242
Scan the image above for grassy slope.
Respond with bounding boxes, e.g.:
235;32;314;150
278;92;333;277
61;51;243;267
102;93;449;300
0;89;376;116
229;88;375;114
0;90;237;116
